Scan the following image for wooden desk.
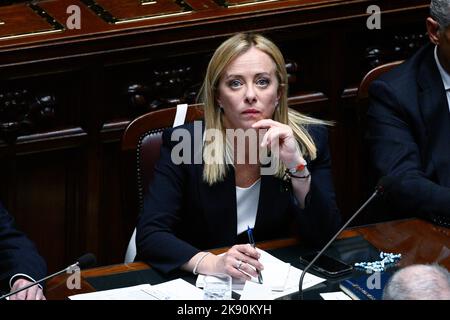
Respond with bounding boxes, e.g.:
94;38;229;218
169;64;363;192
45;218;450;300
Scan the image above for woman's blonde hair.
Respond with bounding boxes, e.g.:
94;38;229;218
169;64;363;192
198;33;329;185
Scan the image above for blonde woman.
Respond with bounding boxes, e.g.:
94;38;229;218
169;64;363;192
137;33;340;280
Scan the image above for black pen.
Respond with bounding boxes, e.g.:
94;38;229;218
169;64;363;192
247;226;263;284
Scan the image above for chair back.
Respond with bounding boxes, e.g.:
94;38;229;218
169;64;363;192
348;60;404;225
357;60;403;100
122;104;204;207
121;104;204;262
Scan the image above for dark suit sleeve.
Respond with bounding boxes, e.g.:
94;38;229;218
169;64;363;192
136;128;200;274
293;125;341;247
367;80;450;218
0;203;47;291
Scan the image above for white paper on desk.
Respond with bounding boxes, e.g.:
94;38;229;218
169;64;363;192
260;262;290;291
240;281;273;300
320;291;352;300
149;278;204;300
69;284;159;300
196;248;326;300
196;249;290;291
255;249;325;295
69;279;203;300
236;264;326;300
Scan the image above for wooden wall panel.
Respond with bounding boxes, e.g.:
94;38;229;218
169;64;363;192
98;141;128;265
3;148;85;271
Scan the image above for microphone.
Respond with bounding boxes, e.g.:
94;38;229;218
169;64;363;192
0;253;96;300
298;176;395;299
77;253;96;269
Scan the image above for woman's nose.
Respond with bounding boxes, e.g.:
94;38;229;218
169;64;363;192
244;85;257;104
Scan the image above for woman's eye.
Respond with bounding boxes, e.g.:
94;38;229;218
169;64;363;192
256;78;270;87
228;79;242;88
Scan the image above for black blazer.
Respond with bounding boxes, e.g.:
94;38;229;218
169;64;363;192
136;122;341;273
367;43;450;222
0;202;47;292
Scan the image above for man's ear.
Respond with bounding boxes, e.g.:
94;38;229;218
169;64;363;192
427;17;441;45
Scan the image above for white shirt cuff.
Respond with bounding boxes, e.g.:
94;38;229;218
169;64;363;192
9;273;43;290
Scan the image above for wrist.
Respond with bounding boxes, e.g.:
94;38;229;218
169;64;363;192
285;159;310;179
285;156;304;170
9;274;41;290
287;162;307;174
193;252;211;275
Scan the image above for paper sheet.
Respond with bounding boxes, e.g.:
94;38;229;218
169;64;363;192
150;278;204;300
320;291;352;300
239;281;273;300
69;279;203;300
69;284;158;300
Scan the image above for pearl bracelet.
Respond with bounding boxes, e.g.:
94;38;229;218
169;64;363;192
193;252;211;275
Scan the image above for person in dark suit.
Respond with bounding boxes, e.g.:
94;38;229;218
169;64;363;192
0;202;47;300
367;0;450;225
137;33;341;279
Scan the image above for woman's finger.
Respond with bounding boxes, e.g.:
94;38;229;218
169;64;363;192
224;259;252;280
252;119;283;129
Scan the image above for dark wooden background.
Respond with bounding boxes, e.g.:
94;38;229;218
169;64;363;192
0;0;430;272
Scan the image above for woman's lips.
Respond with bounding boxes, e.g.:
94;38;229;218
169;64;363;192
242;109;260;114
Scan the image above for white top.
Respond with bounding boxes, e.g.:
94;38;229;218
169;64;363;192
433;46;450;112
236;179;261;235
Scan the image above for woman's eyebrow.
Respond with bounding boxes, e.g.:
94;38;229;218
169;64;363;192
223;71;273;79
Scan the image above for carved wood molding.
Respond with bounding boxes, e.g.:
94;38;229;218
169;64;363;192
365;31;428;69
80;0;193;24
0;89;56;143
125;63;198;114
125;60;299;115
214;0;279;8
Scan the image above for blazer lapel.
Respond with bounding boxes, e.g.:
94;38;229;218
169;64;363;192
198;165;237;245
254;174;289;239
418;47;450;186
193;121;237;245
253;174;270;233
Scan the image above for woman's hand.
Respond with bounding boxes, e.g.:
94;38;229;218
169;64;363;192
215;244;264;281
252;119;304;169
252;119;311;207
9;278;46;300
183;245;264;280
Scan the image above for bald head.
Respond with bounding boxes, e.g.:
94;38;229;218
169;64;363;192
383;264;450;300
431;0;450;31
